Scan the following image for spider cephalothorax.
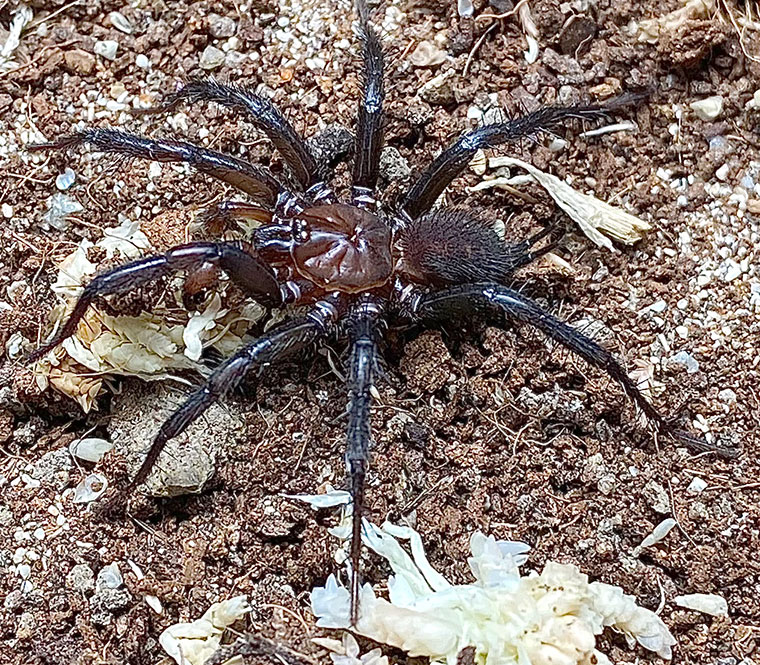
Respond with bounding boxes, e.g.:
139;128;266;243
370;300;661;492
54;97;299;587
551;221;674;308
30;0;724;623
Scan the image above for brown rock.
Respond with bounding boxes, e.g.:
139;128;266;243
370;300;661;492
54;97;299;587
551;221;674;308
64;49;96;75
559;15;597;55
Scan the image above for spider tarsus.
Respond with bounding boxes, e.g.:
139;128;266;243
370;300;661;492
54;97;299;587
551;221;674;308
670;428;740;459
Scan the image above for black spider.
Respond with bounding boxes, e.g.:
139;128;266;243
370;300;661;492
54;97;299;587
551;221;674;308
29;1;724;623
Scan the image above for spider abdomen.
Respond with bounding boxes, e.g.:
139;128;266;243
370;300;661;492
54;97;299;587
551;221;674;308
292;204;392;293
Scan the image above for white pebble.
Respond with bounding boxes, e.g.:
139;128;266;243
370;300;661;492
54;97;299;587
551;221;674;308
55;167;76;191
637;518;677;551
33;528;45;541
458;0;474;17
69;437;113;463
715;163;730;181
675;593;728;616
94;40;119;61
669;350;699;374
687;477;708;494
135;54;150;69
98;562;123;589
1;203;12;218
689;95;723;121
73;473;108;503
145;594;163;614
17;563;31;579
723;261;742;282
718;388;737;404
199;45;225;70
109;11;133;34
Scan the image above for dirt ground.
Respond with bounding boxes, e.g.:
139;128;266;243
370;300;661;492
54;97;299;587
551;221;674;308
0;0;759;663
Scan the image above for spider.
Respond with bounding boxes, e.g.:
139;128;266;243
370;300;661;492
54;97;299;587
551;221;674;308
29;0;724;623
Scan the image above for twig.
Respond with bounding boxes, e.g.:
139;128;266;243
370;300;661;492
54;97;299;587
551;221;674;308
463;22;497;77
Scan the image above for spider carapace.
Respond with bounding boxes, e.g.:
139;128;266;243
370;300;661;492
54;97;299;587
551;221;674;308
29;0;729;625
260;201;393;295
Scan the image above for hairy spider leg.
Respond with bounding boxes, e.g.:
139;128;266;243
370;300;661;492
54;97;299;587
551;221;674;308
400;104;616;219
404;283;726;452
128;295;345;491
27;242;282;363
135;78;320;189
344;297;384;624
351;13;385;204
30;129;286;204
501;222;565;272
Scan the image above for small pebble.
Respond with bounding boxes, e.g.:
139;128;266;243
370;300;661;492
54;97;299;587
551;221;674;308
199;45;225;70
43;192;83;231
64;49;96;75
410;41;447;67
418;70;456;105
715;163;730;181
208;13;236;38
458;0;474;17
690;95;723;121
73;473;108;503
94;40;119;61
643;479;670;514
718;388;737;404
723;261;742;282
55;168;76;191
97;562;123;590
109;11;133;34
668;350;699;374
69;437;113;463
2;203;12;218
66;564;95;592
135;54;150;69
145;594;163;614
687;477;708;494
674;593;729;616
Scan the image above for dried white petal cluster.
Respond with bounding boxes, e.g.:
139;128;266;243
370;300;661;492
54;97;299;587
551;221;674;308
311;520;675;665
159;595;251;665
33;219;264;411
314;633;390;665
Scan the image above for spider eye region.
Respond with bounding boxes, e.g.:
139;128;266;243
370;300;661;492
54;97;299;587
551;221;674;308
291;204;392;293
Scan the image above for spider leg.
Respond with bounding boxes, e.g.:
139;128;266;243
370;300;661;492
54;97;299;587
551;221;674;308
351;7;385;204
501;223;564;272
30;129;285;203
134;78;319;189
28;241;282;362
128;295;344;491
400;102;623;219
196;201;273;236
344;297;384;624
402;282;732;455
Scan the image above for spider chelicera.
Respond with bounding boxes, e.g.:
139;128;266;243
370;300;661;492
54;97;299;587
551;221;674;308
30;0;724;622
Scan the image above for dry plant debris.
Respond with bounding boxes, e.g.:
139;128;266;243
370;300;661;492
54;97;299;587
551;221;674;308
308;507;676;665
